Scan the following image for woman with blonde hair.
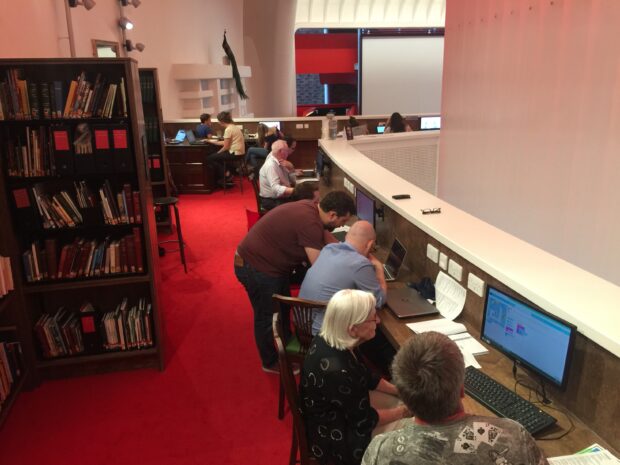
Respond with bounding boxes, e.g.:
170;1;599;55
300;289;410;465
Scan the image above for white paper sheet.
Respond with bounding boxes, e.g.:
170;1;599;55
548;450;620;465
435;271;466;320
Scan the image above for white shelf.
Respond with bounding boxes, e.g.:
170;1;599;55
181;108;215;118
219;103;236;111
179;90;214;99
172;64;252;80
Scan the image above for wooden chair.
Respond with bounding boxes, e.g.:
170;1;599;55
272;294;327;420
250;175;267;216
273;312;319;465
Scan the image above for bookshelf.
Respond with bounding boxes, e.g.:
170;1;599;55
0;58;164;387
139;68;172;231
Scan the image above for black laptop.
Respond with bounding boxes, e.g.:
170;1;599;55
186;129;208;145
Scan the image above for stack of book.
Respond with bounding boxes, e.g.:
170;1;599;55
0;68;128;120
0;256;14;298
98;180;142;225
22;230;144;282
33;308;84;359
31;185;83;229
4;126;54;177
101;297;153;351
0;341;23;404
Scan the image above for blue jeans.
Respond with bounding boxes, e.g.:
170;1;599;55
246;146;268;170
234;261;291;368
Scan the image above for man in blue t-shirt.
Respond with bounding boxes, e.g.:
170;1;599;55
195;113;213;138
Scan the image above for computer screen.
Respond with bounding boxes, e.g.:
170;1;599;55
376;125;386;134
481;286;576;389
355;188;375;228
260;121;280;130
420;116;441;130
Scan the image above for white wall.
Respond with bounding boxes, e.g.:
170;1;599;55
439;0;620;285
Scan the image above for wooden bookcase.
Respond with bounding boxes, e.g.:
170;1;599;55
0;58;164;386
139;68;172;230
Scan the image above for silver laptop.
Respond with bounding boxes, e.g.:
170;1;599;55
387;287;439;319
383;238;407;282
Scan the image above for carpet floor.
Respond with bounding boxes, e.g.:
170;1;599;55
0;183;292;465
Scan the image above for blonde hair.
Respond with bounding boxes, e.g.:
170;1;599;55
319;289;376;350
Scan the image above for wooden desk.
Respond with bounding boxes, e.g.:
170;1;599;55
165;143;217;194
377;304;618;458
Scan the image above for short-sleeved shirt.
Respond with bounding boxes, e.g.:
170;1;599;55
299;241;386;335
195;123;212;138
362;415;548;465
224;124;245;155
300;336;381;465
237;200;325;277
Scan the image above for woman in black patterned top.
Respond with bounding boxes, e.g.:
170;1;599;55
299;289;411;465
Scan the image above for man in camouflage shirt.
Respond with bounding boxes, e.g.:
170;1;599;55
362;332;548;465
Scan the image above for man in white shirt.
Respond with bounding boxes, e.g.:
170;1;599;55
258;139;299;210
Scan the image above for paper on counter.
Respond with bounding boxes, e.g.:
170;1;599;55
449;333;489;356
435;271;466;320
548;450;620;465
462;349;481;369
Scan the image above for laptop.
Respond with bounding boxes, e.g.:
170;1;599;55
386;287;439;319
167;129;186;144
186;129;208;145
383;238;407;282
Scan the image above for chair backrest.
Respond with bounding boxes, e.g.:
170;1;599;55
250;176;265;215
272;294;327;357
273;313;316;465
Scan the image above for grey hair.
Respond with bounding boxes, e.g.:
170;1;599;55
319;289;376;350
391;332;465;422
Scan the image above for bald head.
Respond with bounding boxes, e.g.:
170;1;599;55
345;221;376;256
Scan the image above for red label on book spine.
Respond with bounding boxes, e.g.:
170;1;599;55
81;316;96;333
53;130;70;151
153;158;161;168
13;188;30;208
95;130;110;149
112;129;128;149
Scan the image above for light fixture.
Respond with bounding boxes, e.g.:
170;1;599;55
119;17;134;30
124;40;145;52
120;0;141;7
68;0;96;10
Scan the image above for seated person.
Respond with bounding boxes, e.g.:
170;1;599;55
195;113;213;138
246;124;283;173
292;180;320;204
362;332;548;465
206;111;245;187
384;112;412;133
258;138;300;210
300;289;411;465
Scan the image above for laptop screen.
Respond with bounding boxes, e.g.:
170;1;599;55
420;116;441;130
260;121;280;130
376;125;386;134
385;238;407;276
174;129;186;142
186;129;196;142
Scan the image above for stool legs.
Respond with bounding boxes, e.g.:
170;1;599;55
172;204;187;273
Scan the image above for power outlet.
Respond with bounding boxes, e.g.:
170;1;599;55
439;253;448;270
426;244;439;263
467;273;485;297
343;178;355;195
448;259;463;281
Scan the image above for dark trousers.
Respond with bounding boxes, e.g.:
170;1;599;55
206;150;236;182
234;261;291;368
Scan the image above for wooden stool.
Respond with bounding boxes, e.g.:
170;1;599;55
223;156;247;194
154;197;187;273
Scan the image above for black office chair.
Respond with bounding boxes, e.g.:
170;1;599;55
154;197;187;273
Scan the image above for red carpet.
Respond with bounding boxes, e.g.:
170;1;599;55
0;183;292;465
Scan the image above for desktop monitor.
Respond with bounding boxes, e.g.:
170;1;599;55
355;187;375;229
481;286;576;390
260;121;281;131
420;116;441;130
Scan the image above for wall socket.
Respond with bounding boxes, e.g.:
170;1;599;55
467;273;485;297
439;252;448;270
426;244;439;263
343;178;355;194
448;259;463;281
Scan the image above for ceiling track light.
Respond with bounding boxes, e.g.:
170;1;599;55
120;0;141;7
119;17;134;30
124;40;145;52
68;0;96;10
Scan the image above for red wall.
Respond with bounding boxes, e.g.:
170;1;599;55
295;34;358;74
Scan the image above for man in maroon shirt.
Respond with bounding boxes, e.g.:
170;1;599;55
234;191;355;372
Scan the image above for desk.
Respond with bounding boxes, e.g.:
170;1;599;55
165;143;217;194
378;304;617;458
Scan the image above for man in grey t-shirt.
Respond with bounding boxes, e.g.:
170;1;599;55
362;332;548;465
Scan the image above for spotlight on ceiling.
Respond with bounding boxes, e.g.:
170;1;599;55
120;0;141;7
68;0;96;10
124;40;145;52
119;17;134;30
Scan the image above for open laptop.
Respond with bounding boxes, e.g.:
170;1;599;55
167;129;186;144
386;287;439;319
383;238;407;282
185;129;208;145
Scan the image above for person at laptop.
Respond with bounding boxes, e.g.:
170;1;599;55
362;332;547;465
205;111;245;187
384;112;412;133
246;123;283;174
258;139;299;211
234;191;355;374
195;113;213;139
